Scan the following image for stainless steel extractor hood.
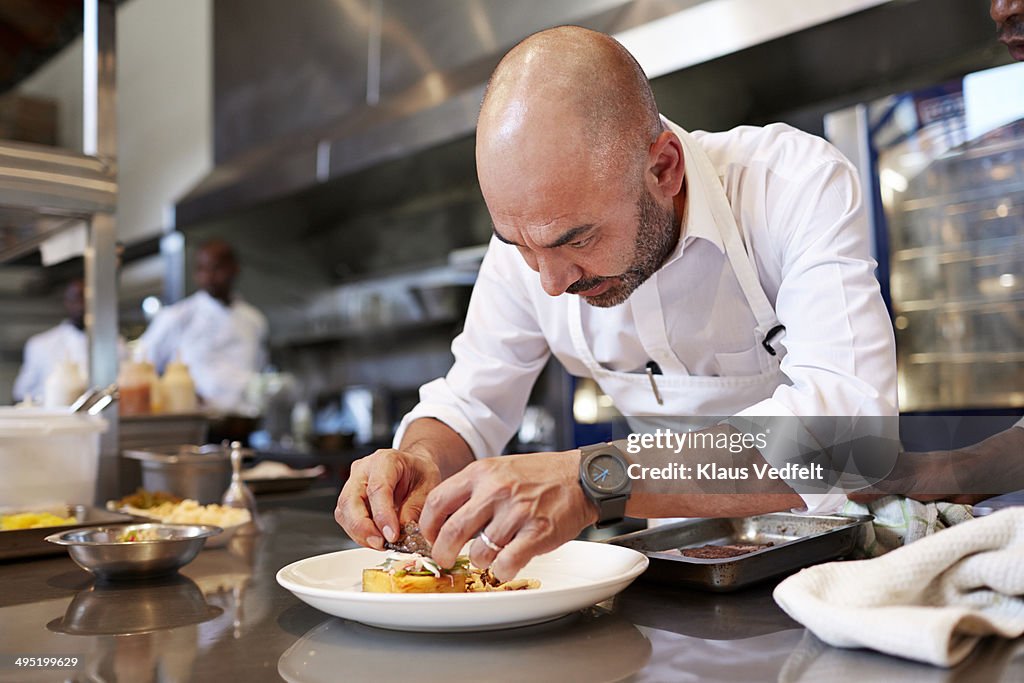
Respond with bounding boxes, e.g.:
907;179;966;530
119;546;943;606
177;0;958;229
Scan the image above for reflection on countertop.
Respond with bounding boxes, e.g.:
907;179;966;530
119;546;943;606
278;609;651;683
0;509;1021;682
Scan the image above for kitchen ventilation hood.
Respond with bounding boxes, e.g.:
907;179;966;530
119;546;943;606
176;0;970;229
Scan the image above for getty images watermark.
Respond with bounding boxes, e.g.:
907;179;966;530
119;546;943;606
623;427;825;482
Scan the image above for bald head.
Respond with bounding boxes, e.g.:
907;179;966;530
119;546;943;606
476;28;684;307
478;26;661;190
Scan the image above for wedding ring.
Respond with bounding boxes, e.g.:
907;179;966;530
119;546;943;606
478;530;504;553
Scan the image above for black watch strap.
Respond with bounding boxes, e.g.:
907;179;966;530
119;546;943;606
594;494;628;530
579;442;632;528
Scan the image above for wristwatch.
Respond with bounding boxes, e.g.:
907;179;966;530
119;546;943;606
578;442;632;529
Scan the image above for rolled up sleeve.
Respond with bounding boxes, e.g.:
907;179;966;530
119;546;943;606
394;238;551;459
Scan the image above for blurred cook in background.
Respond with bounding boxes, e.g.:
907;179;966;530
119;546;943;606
139;238;268;413
13;278;89;403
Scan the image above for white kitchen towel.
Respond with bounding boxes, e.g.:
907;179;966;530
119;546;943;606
773;507;1024;668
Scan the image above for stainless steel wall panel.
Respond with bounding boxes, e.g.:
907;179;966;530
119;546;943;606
213;0;373;163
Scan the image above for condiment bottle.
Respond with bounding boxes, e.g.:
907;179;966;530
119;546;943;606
161;360;198;413
139;360;162;413
117;359;151;416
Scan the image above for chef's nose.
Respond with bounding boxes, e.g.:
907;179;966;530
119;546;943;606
992;0;1021;24
536;253;582;297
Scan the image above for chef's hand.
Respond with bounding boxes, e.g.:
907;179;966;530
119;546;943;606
419;450;598;582
335;448;441;550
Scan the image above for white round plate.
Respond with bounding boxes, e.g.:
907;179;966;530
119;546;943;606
276;540;649;632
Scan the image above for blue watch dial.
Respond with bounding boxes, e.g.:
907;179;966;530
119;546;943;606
585;453;628;493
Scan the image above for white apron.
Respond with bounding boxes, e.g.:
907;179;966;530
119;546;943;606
568;126;788;425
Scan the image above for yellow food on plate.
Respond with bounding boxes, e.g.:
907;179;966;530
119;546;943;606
117;499;250;528
362;568;468;593
361;553;539;593
110;488;182;510
0;512;77;530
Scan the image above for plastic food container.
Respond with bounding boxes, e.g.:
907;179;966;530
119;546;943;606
0;408;107;508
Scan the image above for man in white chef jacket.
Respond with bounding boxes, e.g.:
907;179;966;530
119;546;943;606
336;27;898;580
13;279;90;403
139;239;267;413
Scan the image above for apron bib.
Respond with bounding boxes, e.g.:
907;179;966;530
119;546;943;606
567;126;787;427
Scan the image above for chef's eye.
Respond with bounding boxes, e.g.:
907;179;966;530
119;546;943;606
569;237;594;249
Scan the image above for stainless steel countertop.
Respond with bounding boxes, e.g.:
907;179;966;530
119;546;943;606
0;509;1021;682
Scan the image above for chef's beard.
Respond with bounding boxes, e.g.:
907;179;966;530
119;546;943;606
569;188;678;308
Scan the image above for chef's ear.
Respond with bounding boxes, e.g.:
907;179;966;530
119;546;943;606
646;130;685;200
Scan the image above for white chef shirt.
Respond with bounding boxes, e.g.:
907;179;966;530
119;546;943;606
396;121;897;464
139;290;268;413
13;321;89;403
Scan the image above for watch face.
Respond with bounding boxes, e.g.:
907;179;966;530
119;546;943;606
585;453;628;494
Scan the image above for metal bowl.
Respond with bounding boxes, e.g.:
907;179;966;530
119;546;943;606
45;523;222;580
123;444;232;504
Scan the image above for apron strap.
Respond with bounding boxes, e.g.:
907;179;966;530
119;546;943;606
567;294;604;376
671;124;787;358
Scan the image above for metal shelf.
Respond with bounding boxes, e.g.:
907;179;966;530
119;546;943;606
895;178;1024;213
0;140;116;263
907;351;1024;365
0;140;115;213
892;234;1024;263
895;293;1024;314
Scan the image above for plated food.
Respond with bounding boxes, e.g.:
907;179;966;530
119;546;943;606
383;521;432;555
111;498;250;528
108;498;250;548
277;541;649;632
109;488;182;510
362;552;540;594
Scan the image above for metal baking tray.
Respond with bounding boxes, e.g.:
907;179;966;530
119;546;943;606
606;512;873;592
0;505;141;561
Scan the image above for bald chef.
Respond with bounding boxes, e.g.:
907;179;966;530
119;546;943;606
336;27;897;581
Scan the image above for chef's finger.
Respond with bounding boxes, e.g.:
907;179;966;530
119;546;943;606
418;473;473;543
365;460;404;544
430;496;494;568
487;530;538;584
469;506;529;570
335;473;384;550
489;524;564;584
397;484;431;527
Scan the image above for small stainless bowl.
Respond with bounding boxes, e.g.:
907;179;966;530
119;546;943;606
45;523;222;580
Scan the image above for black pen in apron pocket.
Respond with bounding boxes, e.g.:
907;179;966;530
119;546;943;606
645;361;664;405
